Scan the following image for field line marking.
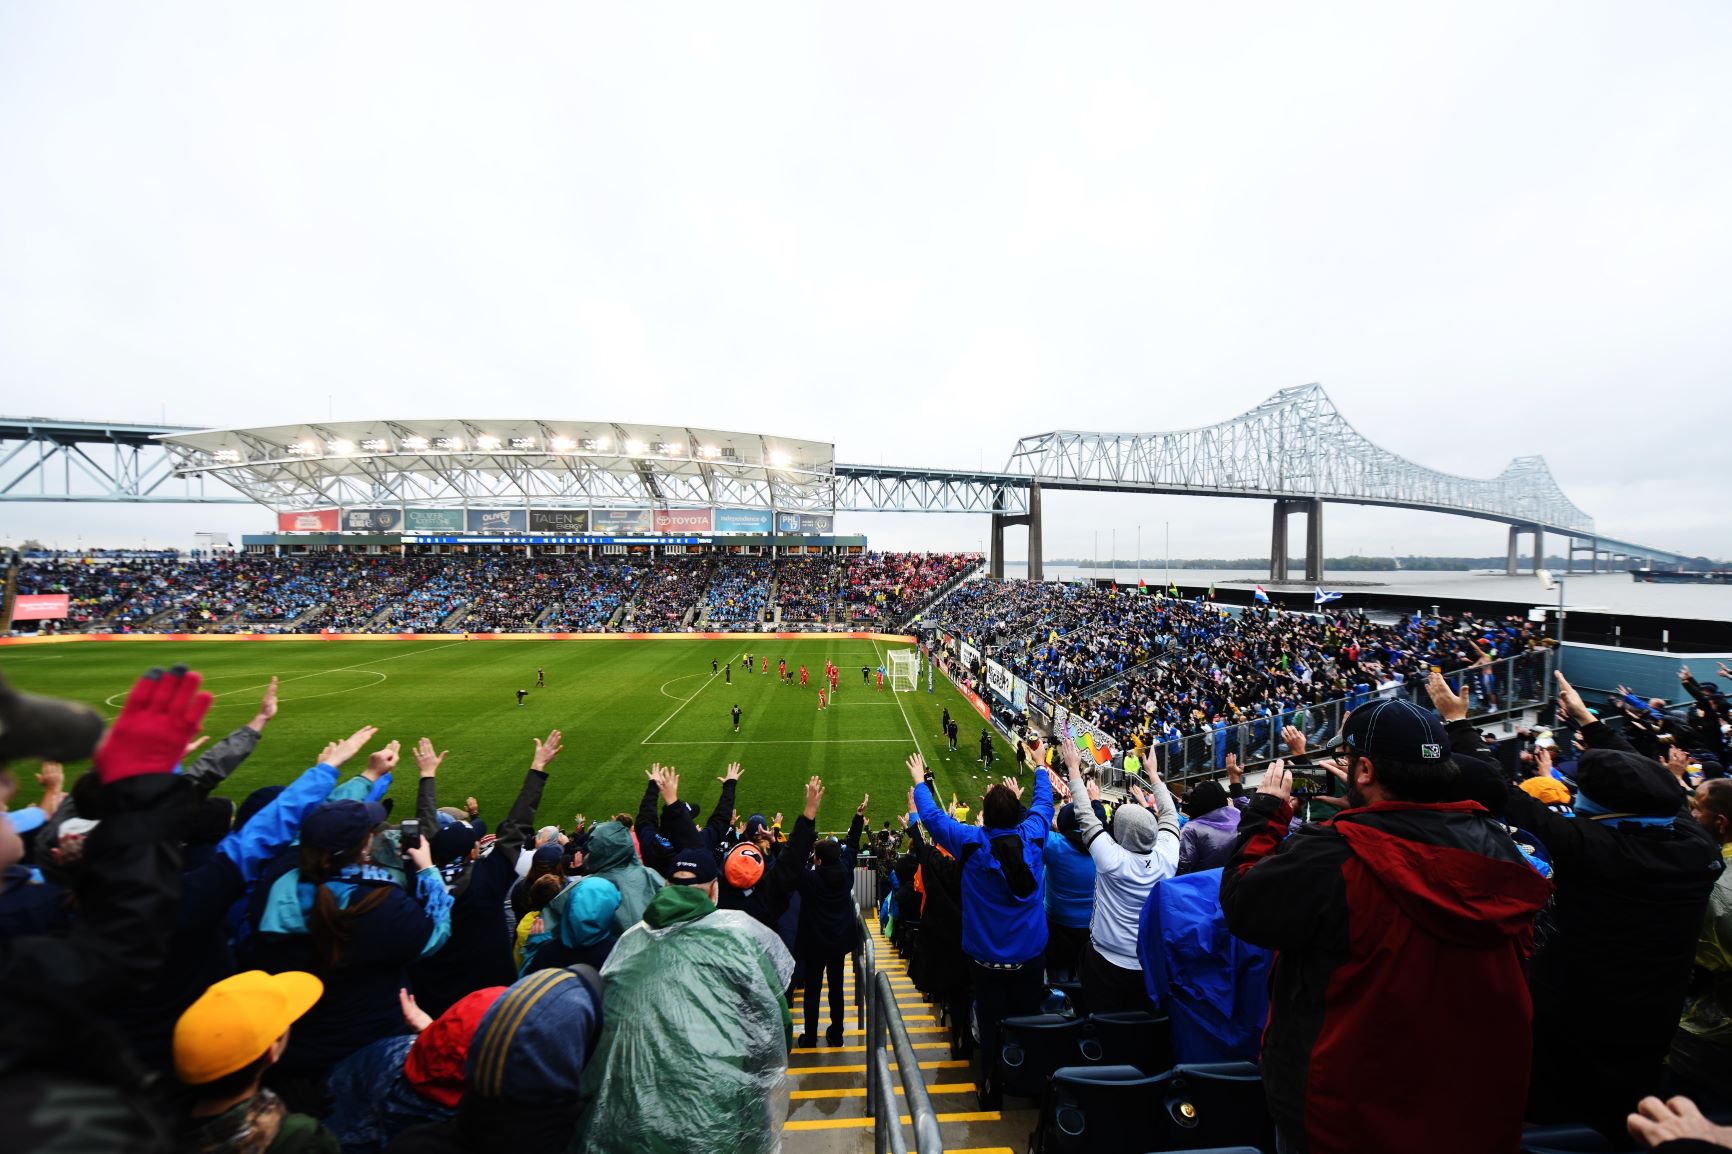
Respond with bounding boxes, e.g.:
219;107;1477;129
99;639;470;710
874;639;923;754
641;651;741;744
645;737;909;746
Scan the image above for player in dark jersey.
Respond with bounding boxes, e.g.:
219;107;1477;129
535;666;545;687
516;688;528;707
732;704;742;733
712;658;719;675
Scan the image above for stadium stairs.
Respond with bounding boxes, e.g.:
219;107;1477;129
891;558;986;633
779;912;1033;1154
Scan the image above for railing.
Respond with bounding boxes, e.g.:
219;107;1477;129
852;897;944;1153
1092;648;1556;790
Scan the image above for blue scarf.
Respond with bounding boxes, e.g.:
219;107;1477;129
1574;791;1678;828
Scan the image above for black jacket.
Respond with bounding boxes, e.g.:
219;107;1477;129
907;823;967;996
796;815;865;956
721;815;817;929
1474;719;1724;1131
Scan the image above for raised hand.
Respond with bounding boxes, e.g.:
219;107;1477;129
1427;671;1469;722
906;786;917;814
1257;759;1294;804
250;676;280;731
322;725;379;771
1059;735;1081;773
1626;1095;1732;1148
1085;775;1102;802
403;834;433;874
1001;775;1023;800
1225;751;1242;784
857;793;871;816
1535;747;1553;777
465;795;479;817
184;735;210;757
399;988;433;1033
653;765;680;804
1129;782;1150;807
366;740;401;780
803;775;825;820
906;752;927;783
719;761;744;783
531;729;563;771
1281;725;1307;756
1680;665;1693;683
35;760;64;794
1555;670;1595;727
414;737;448;778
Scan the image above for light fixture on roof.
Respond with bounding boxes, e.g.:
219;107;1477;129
508;436;536;451
697;444;720;459
578;436;608;452
287;440;317;456
551;435;577;452
475;434;501;450
652;441;683;456
769;449;792;468
213;449;241;464
432;435;462;451
402;435;430;451
624;439;646;455
326;439;355;455
358;438;388;453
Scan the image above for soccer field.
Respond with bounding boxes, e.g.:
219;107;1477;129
2;637;1019;835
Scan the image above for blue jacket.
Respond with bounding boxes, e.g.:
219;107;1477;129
1041;831;1096;930
914;773;1052;964
1137;867;1270;1064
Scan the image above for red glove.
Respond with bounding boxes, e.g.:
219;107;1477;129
93;665;214;784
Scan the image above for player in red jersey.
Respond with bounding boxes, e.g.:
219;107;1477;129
817;688;828;710
778;658;787;682
761;656;769;675
799;664;809;687
876;669;885;691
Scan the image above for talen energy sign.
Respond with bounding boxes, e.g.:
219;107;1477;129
529;509;589;534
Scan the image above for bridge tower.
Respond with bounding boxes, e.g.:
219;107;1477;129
1269;498;1324;583
989;483;1042;581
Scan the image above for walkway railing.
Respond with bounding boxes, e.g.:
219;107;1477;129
851;896;944;1153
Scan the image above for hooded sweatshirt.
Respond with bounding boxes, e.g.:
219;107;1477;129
1178;803;1241;875
913;772;1054;964
1222;795;1553;1154
582;821;664;933
1069;766;1181;969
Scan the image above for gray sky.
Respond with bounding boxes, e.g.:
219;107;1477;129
3;2;1729;559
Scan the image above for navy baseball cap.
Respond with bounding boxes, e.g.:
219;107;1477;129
301;799;388;851
1333;698;1450;764
669;849;720;886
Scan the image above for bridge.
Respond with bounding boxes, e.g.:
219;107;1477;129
0;388;1695;574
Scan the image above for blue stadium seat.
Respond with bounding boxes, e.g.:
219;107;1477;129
1088;1009;1175;1074
1036;1062;1273;1154
999;1014;1103;1100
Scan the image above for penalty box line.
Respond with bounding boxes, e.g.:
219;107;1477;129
640;652;742;745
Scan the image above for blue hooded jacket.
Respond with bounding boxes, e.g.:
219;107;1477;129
914;772;1053;964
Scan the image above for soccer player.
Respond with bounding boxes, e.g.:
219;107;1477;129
516;688;528;707
941;706;951;738
980;728;994;768
725;662;732;684
712;658;719;675
535;666;545;687
875;668;884;691
861;665;870;684
732;704;742;733
799;664;808;687
947;718;959;752
817;688;827;711
761;656;769;676
778;658;787;682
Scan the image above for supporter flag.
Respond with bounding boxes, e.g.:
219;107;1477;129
1093;741;1113;765
1314;586;1343;606
1208;582;1215;599
1169;582;1180;597
1137;578;1146;593
1253;585;1270;604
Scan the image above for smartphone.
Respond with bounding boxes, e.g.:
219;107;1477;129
399;819;421;851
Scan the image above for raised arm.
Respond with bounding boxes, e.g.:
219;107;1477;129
706;764;742;849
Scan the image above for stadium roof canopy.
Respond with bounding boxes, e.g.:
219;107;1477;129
158;420;836;512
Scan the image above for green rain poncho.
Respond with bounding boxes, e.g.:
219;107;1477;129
583;820;665;933
575;885;795;1154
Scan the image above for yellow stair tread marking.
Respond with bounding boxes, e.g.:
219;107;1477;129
790;1082;975;1100
784;1111;1000;1132
787;1059;969;1075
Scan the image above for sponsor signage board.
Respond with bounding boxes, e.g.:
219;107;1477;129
653;507;713;533
591;509;652;534
714;508;773;533
403;509;465;532
12;593;70;621
466;508;529;533
343;508;402;532
277;508;339;532
985;659;1013;700
529;509;589;533
958;640;980;668
775;512;835;534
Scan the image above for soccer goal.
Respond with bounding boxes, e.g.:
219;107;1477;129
888;648;919;693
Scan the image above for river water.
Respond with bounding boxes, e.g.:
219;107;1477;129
998;563;1732;622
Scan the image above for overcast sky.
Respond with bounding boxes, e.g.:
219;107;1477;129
3;2;1729;560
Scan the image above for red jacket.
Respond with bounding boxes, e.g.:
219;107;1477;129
1221;796;1552;1154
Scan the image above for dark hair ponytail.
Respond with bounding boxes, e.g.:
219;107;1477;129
298;842;392;972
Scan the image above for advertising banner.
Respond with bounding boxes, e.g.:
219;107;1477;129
958;640;980;669
12;594;70;621
342;508;402;532
529;509;589;533
277;509;339;532
985;659;1013;701
591;509;652;534
466;508;528;533
775;512;835;534
404;508;464;532
714;508;772;533
653;507;713;533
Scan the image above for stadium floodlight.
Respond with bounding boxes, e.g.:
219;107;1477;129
401;435;429;451
624;439;646;455
550;435;577;452
888;649;919;693
326;439;355;455
769;449;792;468
508;436;536;450
652;441;683;456
287;440;317;456
697;444;720;459
212;449;241;464
358;438;388;453
432;436;462;451
586;436;611;451
475;434;501;450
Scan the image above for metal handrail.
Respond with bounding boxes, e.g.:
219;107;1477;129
854;902;944;1154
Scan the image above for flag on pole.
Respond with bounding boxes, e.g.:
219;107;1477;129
1137;578;1146;592
1314;586;1343;605
1208;582;1215;599
1253;585;1270;604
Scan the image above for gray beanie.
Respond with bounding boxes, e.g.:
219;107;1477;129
1112;803;1158;855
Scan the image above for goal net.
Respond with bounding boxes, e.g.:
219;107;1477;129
888;648;919;693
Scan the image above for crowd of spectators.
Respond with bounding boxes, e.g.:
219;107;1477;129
624;557;714;631
701;558;770;625
540;559;639;632
772;556;841;623
841;551;975;624
929;579;1552;777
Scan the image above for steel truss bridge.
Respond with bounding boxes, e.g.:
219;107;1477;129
0;386;1693;575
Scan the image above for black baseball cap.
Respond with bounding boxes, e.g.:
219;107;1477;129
1332;698;1450;764
669;849;720;885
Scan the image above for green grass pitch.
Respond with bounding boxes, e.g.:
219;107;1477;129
2;639;1021;836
